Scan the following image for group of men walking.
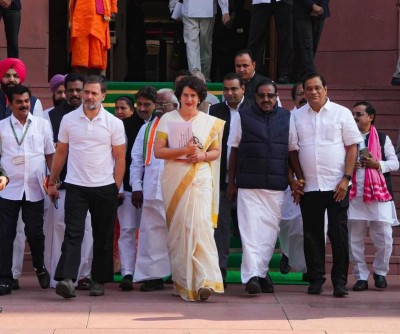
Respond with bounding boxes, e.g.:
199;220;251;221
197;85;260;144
0;54;397;301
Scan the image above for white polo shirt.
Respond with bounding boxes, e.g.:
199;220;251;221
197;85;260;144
58;105;125;187
289;99;363;192
182;0;228;17
0;113;55;201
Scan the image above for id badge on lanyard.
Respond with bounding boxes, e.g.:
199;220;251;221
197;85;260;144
10;118;31;165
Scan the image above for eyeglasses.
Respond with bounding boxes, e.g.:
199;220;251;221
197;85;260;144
155;102;172;108
256;92;277;99
193;136;203;150
137;102;153;108
352;112;365;117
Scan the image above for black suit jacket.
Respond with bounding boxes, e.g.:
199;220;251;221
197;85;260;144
209;97;253;186
244;73;271;103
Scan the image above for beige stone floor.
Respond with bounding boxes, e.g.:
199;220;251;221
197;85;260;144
0;274;400;334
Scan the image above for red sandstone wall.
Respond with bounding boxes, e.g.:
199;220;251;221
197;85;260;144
0;0;49;86
316;0;399;86
0;1;398;87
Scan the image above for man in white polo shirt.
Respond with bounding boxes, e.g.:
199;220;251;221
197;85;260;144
48;75;126;299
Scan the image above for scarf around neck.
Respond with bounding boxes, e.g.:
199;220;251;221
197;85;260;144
350;125;392;203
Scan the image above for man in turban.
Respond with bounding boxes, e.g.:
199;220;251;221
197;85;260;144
43;74;67;118
0;58;44;120
69;0;118;76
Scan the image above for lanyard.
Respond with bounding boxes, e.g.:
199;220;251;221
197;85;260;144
10;118;31;146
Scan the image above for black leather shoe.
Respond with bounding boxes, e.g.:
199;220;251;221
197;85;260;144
373;273;387;289
245;276;261;294
36;268;50;289
119;275;133;291
308;284;323;294
0;284;11;296
391;77;400;86
352;280;368;291
140;278;164;292
333;285;349;297
259;273;274;293
11;279;20;290
56;278;76;299
89;281;105;296
307;278;325;295
280;254;290;274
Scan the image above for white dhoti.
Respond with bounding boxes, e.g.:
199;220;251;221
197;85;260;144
348;164;398;281
279;187;307;273
134;198;170;281
117;191;141;277
238;188;285;283
43;189;93;288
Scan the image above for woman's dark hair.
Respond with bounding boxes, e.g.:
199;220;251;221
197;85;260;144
115;95;134;110
174;76;207;104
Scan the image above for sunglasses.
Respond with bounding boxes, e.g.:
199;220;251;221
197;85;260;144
256;92;277;99
193;136;203;150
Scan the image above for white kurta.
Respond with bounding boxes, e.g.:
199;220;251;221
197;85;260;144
131;122;170;282
279;187;307;273
348;135;399;225
348;133;399;280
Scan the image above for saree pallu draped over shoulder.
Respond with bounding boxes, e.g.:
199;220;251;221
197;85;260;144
156;110;225;301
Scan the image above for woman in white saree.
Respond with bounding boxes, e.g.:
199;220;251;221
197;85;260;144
154;76;225;301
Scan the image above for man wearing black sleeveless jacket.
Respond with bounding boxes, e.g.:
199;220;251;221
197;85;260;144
227;79;290;295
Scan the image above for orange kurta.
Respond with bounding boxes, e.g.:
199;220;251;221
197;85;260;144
69;0;118;70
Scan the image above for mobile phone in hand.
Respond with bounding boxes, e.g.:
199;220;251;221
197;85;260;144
54;197;58;209
359;147;370;158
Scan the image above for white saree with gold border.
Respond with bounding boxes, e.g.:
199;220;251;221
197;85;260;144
156;110;225;301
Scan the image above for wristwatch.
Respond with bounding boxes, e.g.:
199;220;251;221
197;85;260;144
343;174;352;181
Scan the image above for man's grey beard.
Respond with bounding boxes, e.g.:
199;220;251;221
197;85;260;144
85;102;97;110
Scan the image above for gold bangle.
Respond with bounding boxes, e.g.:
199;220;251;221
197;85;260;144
298;179;306;184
